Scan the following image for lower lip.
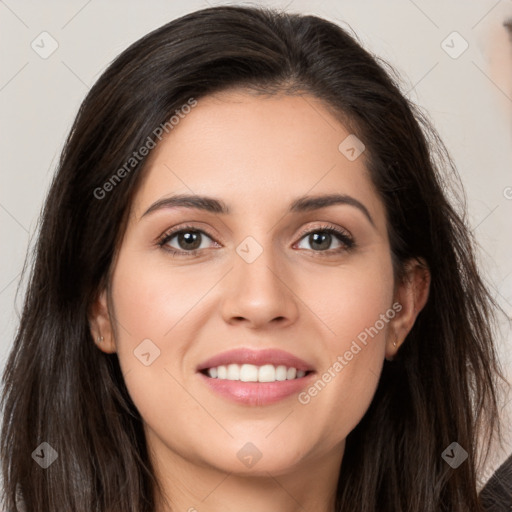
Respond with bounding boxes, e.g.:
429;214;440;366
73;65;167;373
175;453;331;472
198;371;316;406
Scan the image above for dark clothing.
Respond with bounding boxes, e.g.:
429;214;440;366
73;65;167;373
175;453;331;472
480;453;512;511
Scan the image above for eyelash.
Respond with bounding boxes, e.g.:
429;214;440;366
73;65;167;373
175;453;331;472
156;223;356;257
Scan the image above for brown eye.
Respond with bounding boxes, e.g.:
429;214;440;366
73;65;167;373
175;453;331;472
158;225;217;256
295;225;355;254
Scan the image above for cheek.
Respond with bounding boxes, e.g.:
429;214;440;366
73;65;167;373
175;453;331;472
107;251;197;410
302;248;394;342
108;252;226;465
110;248;209;348
296;253;394;435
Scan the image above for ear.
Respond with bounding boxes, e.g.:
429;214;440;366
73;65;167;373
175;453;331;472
88;288;117;354
386;258;431;360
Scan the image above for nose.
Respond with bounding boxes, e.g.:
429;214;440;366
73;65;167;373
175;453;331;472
220;240;299;330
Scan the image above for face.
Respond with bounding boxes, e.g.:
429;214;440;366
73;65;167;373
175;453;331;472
92;90;427;482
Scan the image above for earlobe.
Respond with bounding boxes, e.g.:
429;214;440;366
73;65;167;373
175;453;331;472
88;288;117;354
386;258;431;360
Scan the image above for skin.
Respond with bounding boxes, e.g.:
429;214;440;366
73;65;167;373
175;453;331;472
90;90;430;512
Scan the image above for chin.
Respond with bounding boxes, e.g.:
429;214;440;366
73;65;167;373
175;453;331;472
196;437;311;477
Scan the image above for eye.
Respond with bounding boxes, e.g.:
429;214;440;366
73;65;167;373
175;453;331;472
294;224;355;254
157;225;218;256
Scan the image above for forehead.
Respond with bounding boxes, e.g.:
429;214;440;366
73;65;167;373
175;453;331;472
132;90;386;228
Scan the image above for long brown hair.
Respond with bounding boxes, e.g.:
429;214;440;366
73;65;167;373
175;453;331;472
1;5;508;511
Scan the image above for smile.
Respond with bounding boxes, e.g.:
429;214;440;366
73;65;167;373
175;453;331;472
196;347;317;405
201;363;310;382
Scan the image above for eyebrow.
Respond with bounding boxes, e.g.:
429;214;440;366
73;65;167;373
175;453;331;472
141;193;375;226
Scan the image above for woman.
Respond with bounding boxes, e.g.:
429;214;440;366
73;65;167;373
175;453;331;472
0;5;508;511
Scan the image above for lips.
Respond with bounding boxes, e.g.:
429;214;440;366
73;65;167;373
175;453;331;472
196;348;315;373
196;348;317;406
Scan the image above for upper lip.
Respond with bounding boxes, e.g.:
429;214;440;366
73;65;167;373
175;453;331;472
196;348;316;372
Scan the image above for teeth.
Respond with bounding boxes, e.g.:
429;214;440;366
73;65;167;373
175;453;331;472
258;364;275;382
240;363;258;382
287;367;297;379
206;363;309;382
227;363;239;380
275;365;287;381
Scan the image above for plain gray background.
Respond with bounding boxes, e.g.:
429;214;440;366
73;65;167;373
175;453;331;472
1;0;511;488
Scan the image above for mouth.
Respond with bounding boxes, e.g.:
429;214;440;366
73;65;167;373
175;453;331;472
196;348;316;406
